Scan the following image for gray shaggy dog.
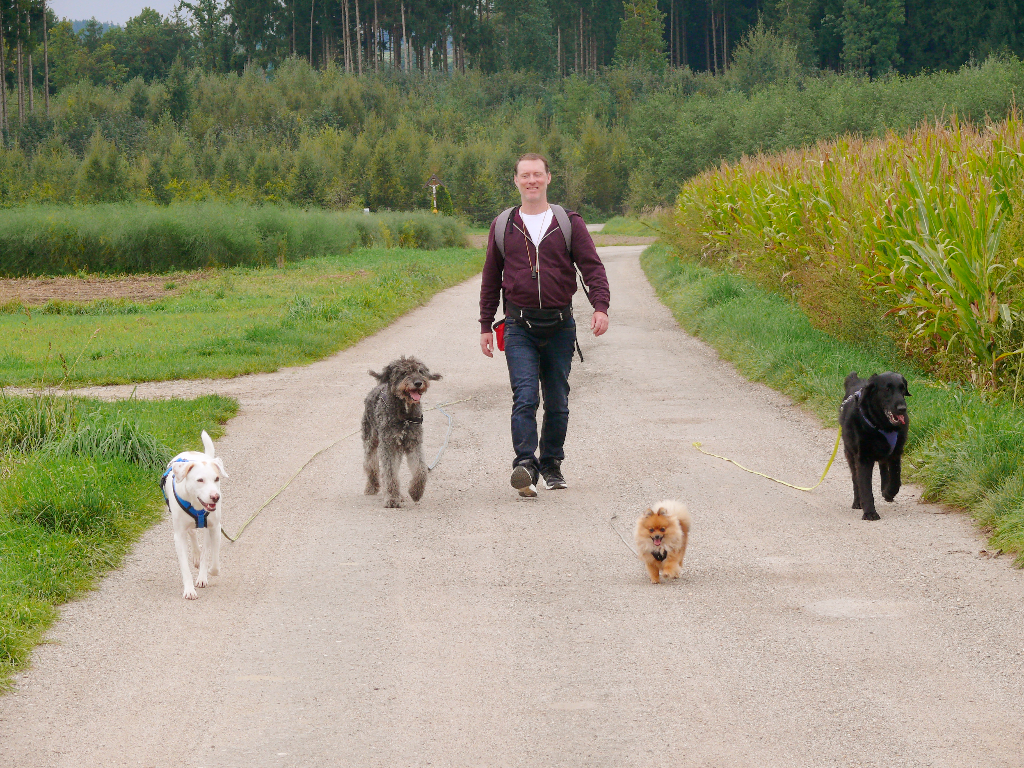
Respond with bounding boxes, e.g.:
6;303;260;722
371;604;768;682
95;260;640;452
362;356;442;508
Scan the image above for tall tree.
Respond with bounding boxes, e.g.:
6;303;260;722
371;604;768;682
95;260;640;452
495;0;556;73
615;0;667;70
179;0;230;72
839;0;904;75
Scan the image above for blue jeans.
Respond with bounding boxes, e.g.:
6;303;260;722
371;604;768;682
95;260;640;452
503;318;576;471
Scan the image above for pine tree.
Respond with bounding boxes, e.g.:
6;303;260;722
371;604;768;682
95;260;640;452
840;0;904;76
495;0;557;74
613;0;667;72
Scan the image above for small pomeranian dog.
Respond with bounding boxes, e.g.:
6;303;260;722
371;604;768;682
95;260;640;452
634;500;691;584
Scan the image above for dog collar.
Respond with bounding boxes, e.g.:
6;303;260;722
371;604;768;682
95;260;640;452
162;460;211;529
852;390;900;455
403;416;424;424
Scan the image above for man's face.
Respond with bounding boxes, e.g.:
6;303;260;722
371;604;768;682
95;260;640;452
513;159;551;206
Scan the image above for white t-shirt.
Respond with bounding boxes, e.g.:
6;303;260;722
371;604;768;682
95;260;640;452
520;208;552;247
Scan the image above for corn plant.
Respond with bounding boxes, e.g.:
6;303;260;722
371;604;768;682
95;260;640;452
675;112;1024;390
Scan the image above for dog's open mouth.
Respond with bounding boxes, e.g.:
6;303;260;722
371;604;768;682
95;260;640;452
652;536;663;546
203;501;217;512
886;411;907;426
408;390;422;402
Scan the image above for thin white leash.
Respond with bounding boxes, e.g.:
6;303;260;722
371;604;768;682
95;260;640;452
221;397;471;542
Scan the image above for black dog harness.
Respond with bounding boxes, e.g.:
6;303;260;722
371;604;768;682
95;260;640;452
652;550;667;562
161;458;212;528
843;389;900;455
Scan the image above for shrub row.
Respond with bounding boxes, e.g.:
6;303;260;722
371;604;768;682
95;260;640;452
0;202;466;276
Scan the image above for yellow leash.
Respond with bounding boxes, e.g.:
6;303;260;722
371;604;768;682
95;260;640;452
220;398;472;542
692;428;842;492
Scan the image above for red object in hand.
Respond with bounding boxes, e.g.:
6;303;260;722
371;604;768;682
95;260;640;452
493;319;505;351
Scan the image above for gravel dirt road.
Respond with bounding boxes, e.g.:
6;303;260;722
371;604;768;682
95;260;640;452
2;245;1023;767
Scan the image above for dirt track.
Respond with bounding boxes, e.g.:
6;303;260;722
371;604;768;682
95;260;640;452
2;245;1024;767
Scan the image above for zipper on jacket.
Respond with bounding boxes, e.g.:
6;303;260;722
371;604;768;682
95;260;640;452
514;218;557;310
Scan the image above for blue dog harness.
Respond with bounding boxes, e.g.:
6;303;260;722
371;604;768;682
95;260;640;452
161;458;212;528
842;389;900;455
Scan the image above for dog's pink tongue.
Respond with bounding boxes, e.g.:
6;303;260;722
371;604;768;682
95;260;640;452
410;391;421;402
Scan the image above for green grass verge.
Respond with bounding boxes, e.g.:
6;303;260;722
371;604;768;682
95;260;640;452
600;216;660;236
0;246;484;387
641;242;1024;564
0;393;237;690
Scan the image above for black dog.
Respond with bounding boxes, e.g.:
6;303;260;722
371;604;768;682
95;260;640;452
840;371;910;521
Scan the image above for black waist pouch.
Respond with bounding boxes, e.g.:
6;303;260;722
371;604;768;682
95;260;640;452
506;303;572;339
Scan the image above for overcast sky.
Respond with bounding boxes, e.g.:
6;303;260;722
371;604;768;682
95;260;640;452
50;0;180;26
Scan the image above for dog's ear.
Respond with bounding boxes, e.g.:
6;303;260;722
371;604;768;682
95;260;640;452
368;368;384;381
213;457;228;477
172;461;195;482
428;371;442;381
900;375;911;397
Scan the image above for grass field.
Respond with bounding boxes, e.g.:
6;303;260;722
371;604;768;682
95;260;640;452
600;216;662;236
641;242;1024;565
0;246;484;387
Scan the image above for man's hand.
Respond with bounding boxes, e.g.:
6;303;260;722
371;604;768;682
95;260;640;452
481;332;494;357
591;311;609;337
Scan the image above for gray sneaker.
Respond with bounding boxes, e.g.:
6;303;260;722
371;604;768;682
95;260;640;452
511;464;538;497
540;462;567;490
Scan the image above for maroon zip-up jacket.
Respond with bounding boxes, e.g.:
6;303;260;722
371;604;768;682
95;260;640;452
479;207;610;333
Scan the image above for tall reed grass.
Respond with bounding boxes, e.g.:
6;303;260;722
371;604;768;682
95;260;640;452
0;202;466;276
675;113;1024;390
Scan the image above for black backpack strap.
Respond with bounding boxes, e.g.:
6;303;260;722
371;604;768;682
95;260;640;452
494;206;516;258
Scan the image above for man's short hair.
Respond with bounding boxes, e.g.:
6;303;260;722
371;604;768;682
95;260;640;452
514;153;550;176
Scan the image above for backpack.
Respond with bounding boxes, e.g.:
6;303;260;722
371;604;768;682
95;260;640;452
494;204;572;258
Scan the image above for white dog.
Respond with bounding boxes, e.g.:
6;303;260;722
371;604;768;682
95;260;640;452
160;430;227;599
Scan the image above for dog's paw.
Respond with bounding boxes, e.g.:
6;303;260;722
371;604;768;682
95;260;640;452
195;575;209;588
384;498;403;509
409;487;425;502
861;511;881;521
208;564;220;576
364;483;379;496
183;586;198;600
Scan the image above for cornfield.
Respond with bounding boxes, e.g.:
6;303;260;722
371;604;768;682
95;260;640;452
676;113;1024;391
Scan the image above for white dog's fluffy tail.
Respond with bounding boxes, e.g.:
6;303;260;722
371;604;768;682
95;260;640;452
201;430;215;457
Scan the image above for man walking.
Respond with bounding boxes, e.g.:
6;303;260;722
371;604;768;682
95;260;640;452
479;153;610;497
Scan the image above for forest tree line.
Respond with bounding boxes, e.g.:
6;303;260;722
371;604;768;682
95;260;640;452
1;53;1022;220
1;0;1023;105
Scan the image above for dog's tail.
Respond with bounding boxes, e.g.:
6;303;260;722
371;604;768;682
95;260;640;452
201;430;215;457
676;505;691;564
